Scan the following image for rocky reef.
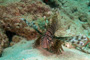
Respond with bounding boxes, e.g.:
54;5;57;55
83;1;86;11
0;0;52;40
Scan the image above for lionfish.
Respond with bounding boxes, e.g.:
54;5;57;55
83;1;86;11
40;14;57;49
21;10;64;54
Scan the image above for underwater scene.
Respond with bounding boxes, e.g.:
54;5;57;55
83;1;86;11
0;0;90;60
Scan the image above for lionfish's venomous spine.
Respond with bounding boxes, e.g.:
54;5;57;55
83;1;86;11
20;18;42;35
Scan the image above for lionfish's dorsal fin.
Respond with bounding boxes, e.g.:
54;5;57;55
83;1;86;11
47;9;60;35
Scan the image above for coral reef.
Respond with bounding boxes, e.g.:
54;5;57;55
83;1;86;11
0;0;53;56
0;0;52;40
0;0;51;19
1;17;38;40
0;0;90;59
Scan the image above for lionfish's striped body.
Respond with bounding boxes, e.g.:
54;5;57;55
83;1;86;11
40;23;55;49
40;12;58;49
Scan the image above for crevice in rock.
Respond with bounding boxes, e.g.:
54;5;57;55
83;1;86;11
71;7;78;13
78;15;87;22
42;0;59;8
87;2;90;7
0;51;2;57
68;25;70;29
5;31;16;44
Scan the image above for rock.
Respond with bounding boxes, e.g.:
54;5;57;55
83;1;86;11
10;35;25;46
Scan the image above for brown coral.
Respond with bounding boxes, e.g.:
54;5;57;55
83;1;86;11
1;17;38;40
0;1;51;19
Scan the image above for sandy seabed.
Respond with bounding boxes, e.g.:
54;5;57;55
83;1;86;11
0;40;90;60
